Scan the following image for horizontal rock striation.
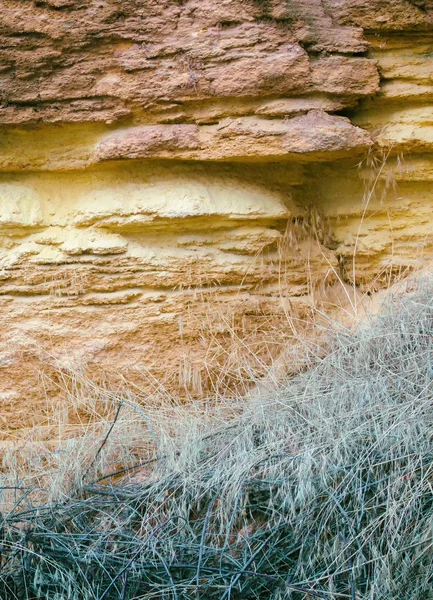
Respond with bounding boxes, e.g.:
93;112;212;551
0;0;432;435
312;11;433;286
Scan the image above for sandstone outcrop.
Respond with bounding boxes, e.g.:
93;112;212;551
0;0;432;437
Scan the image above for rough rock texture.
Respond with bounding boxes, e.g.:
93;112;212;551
0;0;432;436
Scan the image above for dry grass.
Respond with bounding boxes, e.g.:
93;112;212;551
1;276;433;598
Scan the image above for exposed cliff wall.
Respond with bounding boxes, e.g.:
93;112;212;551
0;0;432;437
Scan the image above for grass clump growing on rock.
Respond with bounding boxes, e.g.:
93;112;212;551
1;280;433;599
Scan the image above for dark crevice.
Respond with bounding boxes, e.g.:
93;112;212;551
34;0;85;11
255;15;295;26
407;0;433;14
218;21;243;29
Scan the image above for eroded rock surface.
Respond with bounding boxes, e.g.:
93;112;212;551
0;0;432;436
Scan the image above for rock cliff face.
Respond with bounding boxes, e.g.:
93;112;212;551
0;0;432;435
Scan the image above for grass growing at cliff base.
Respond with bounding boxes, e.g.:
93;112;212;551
1;279;433;599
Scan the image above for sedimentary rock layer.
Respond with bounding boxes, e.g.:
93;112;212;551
0;0;432;436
